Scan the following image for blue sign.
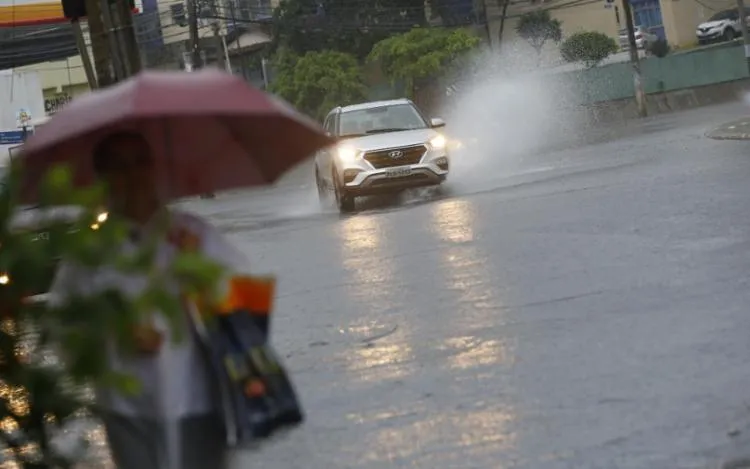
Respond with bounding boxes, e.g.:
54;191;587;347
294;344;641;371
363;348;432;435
0;130;32;145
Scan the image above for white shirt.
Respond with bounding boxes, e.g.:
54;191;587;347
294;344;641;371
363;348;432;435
48;210;249;419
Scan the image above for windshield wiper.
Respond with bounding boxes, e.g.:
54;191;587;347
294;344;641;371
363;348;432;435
365;128;414;134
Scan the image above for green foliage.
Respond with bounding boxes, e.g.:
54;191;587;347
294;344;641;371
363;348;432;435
516;10;563;56
271;0;427;60
560;31;618;68
0;162;223;467
368;27;481;96
647;38;670;58
269;49;368;121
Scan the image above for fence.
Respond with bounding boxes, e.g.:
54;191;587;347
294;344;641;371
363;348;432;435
562;42;750;105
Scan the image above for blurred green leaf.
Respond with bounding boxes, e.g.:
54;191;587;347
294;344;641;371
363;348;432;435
0;162;225;468
101;372;142;396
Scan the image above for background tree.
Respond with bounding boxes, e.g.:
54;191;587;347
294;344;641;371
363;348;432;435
496;0;511;48
271;0;429;60
560;31;618;68
0;163;221;468
368;27;480;97
515;10;562;63
269;49;367;120
647;38;670;58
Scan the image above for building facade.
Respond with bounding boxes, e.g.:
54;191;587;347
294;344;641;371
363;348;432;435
484;0;737;55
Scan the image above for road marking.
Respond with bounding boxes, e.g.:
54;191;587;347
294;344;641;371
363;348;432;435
729;125;736;129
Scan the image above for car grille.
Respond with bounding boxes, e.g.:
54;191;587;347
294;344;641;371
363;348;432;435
364;145;426;169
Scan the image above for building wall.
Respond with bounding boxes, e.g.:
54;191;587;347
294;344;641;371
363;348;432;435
10;0;163;112
485;0;624;64
660;0;734;47
486;0;738;52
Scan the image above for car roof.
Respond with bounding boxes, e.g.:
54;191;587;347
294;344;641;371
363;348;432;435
338;99;412;113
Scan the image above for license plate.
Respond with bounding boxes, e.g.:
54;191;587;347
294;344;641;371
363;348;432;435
384;167;412;178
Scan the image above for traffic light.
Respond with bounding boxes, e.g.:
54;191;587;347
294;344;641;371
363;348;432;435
61;0;137;19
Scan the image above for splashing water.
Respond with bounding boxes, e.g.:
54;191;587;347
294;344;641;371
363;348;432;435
438;44;582;193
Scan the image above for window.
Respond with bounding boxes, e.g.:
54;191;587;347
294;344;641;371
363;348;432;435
323;114;336;134
170;3;187;26
338;104;428;138
709;9;737;21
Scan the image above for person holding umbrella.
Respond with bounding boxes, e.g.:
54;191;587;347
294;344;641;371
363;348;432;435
49;130;245;469
24;69;334;469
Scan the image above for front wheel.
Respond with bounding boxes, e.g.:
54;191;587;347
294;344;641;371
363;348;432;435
724;28;735;41
315;167;328;201
333;170;355;213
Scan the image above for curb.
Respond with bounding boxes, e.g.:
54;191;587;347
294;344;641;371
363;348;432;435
706;118;750;140
706;132;750;140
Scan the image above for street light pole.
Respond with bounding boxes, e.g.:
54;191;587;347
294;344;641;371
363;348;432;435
736;0;750;74
621;0;647;117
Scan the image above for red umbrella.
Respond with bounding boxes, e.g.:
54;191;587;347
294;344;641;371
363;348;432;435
20;69;334;201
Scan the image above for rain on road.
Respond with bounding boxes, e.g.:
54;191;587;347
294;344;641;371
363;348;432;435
182;103;750;469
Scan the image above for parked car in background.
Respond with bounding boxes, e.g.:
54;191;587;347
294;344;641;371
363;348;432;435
619;25;658;50
696;9;745;44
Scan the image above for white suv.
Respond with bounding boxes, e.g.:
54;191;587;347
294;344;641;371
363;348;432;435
696;9;742;44
314;99;450;213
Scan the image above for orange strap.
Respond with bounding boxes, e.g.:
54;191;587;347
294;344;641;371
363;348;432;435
167;226;275;316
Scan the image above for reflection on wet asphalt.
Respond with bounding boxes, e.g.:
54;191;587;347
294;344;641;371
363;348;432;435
189;104;750;467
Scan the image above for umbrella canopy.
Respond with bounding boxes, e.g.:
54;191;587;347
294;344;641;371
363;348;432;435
20;69;334;201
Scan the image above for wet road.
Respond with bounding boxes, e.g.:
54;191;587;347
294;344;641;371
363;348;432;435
184;103;750;469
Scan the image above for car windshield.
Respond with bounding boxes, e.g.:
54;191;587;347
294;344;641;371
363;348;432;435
338;103;428;137
709;10;736;21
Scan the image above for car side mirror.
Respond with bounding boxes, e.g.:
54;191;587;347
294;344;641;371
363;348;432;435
430;117;446;128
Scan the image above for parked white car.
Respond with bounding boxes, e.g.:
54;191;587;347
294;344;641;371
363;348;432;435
619;25;658;49
696;9;744;44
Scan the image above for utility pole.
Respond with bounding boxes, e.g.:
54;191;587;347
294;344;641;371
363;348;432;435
736;0;750;74
71;19;97;89
187;0;204;70
482;0;493;49
100;0;126;81
212;22;226;71
111;0;142;76
83;0;115;87
621;0;647;117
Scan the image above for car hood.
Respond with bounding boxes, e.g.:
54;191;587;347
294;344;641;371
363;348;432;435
343;128;440;152
698;20;728;28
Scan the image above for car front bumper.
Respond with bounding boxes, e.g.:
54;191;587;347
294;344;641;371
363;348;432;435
339;149;449;196
697;31;723;41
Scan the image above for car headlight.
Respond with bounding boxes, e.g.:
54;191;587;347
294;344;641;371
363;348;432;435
429;134;447;150
0;273;9;285
337;146;359;162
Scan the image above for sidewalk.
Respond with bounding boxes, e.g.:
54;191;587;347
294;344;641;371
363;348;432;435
706;117;750;140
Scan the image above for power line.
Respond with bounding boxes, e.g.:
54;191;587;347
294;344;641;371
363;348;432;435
0;0;605;71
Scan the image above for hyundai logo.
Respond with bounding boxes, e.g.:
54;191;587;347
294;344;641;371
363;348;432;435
388;150;404;159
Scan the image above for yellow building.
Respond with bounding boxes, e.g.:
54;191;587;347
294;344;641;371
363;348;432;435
15;57;90;115
484;0;737;54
